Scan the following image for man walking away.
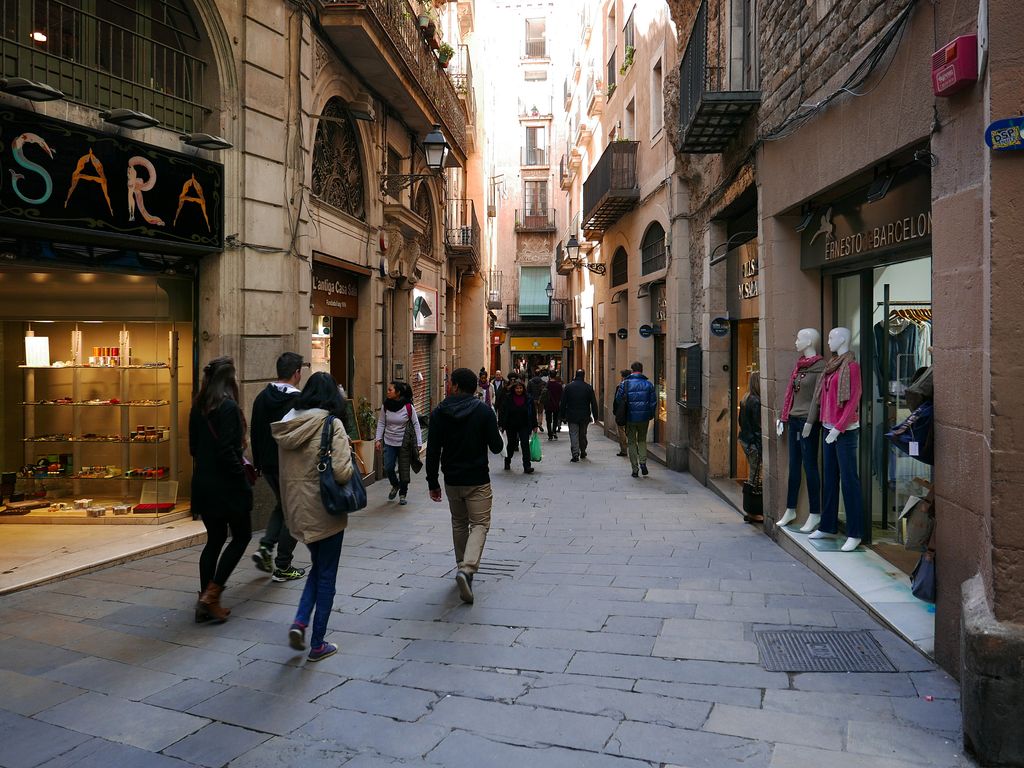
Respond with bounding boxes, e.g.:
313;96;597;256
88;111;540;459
250;352;306;582
559;369;599;462
545;373;563;440
613;369;631;456
623;361;658;478
426;367;505;604
527;367;547;429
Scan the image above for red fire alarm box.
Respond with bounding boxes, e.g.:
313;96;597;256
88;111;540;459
931;35;978;97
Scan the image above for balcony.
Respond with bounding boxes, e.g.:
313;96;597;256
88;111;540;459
445;199;481;271
606;49;617;100
559;155;573;190
487;270;503;310
317;0;467;163
456;0;474;37
563;77;572;109
678;0;760;154
519;96;554;119
515;208;557;232
521;146;549;167
450;45;476;147
586;69;603;117
506;302;566;326
525;36;547;59
582;141;639;238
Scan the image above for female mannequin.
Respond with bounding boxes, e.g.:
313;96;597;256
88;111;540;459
808;327;863;552
775;329;824;530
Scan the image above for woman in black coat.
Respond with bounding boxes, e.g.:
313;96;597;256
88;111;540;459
738;371;763;522
189;356;253;622
497;379;537;474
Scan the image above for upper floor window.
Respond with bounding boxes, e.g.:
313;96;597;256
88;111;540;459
651;58;664;135
312;98;366;220
523;180;548;214
624;9;635;52
641;223;666;275
523;125;547;166
611;247;628;287
525;18;546;58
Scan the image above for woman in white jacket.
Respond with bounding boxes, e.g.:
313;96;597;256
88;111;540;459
374;381;422;505
272;372;353;662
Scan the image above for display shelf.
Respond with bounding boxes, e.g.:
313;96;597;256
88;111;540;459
20;401;171;407
19;364;170;369
24;437;169;444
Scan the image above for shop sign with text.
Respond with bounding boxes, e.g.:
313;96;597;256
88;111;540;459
312;265;359;319
0;106;223;254
801;169;931;270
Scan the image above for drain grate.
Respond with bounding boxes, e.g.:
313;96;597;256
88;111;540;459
448;559;520;581
753;629;896;673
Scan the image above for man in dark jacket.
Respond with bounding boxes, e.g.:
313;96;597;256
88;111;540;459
250;352;305;581
559;369;599;462
622;361;658;478
527;367;547;429
427;367;505;604
545;374;564;440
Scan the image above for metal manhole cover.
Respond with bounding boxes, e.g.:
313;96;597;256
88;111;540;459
753;630;896;672
449;560;520;581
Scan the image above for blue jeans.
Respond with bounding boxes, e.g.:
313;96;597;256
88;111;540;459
382;444;407;494
786;417;821;514
295;531;344;648
821;429;863;539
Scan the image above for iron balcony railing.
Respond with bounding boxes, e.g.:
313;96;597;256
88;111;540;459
559;154;572;189
487;270;503;310
582;141;640;237
678;0;760;153
521;146;548;166
1;0;209;132
519;96;553;117
319;0;467;160
586;67;603;115
445;198;480;257
564;77;572;108
525;36;546;58
606;48;617;96
450;44;476;125
507;302;566;325
515;208;557;232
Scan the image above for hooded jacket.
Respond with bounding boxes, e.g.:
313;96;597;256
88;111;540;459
426;393;504;491
250;382;300;473
271;408;353;544
559;372;598;424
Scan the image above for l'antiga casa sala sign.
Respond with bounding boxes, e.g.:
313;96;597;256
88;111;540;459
0;106;223;254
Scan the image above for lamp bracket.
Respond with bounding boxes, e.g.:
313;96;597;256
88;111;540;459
379;172;438;198
583;262;607;275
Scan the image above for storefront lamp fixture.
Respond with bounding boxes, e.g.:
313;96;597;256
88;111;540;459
545;280;554;299
181;133;233;151
0;77;64;102
794;206;815;232
379;124;451;197
563;234;607;275
866;169;897;203
100;108;160;130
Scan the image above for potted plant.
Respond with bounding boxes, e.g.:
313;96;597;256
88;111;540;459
351;396;378;477
619;44;635;76
607;82;617;99
438;42;455;68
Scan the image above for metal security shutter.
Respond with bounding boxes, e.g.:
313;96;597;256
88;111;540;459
412;334;434;417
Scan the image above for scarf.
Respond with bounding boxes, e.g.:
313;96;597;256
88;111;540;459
511;393;526;408
383;398;405;413
781;354;823;422
813;351;855;409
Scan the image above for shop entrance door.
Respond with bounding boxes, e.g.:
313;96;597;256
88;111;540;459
832;256;932;552
653;334;667;445
730;319;759;480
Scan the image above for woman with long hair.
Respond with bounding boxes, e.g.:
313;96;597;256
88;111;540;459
374;381;423;505
272;371;353;662
189;356;253;622
738;371;763;523
497;379;537;474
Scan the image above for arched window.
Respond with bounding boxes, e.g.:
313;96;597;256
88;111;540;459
611;247;628;287
641;222;666;275
312;98;366;220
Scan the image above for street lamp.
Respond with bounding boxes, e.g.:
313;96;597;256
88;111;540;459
380;124;451;197
562;234;607;275
544;280;554;299
0;77;64;102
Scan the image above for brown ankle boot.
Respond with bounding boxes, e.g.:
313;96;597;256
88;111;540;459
195;591;211;623
198;582;230;622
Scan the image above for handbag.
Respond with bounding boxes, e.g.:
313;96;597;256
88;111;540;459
529;431;543;462
885;401;934;464
899;494;934;552
242;456;258;487
910;551;936;603
742;481;763;518
318;415;367;516
404;404;423;474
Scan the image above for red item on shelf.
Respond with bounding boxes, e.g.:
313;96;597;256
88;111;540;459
133;502;175;512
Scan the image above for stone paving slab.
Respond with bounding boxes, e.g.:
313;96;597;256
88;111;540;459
0;432;970;767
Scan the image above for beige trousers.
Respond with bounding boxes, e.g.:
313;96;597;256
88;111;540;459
446;483;493;575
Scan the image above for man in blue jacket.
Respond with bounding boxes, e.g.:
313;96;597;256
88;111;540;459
618;361;658;478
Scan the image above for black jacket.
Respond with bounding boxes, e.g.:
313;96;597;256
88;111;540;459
250;383;300;473
498;392;536;432
426;393;504;491
559;374;599;424
739;395;762;446
527;375;546;402
189;398;253;515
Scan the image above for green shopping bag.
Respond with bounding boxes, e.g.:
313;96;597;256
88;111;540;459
529;431;543;462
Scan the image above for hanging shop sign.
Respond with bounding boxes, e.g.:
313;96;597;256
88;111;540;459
801;168;931;270
726;240;760;320
985;117;1024;151
312;264;359;319
0;105;223;255
412;286;438;334
710;317;730;337
509;336;562;352
638;324;654;338
617;328;628;340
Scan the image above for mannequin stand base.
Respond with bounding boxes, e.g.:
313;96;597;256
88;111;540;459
808;530;838;540
798;513;821;533
777;509;797;528
841;537;862;552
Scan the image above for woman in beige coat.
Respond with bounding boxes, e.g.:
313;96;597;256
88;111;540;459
271;372;353;662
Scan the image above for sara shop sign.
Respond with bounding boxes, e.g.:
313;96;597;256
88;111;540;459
801;168;931;270
0;106;223;254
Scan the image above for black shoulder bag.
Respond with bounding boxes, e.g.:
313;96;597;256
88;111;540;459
318;415;367;515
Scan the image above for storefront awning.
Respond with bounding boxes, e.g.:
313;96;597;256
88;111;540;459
510;336;563;352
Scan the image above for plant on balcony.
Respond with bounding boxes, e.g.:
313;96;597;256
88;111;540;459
607;82;617;99
437;42;455;68
619;44;635;76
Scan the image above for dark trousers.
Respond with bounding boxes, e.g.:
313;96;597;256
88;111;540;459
821;428;863;539
545;408;561;437
382;444;408;494
785;417;821;513
200;507;252;590
506;426;532;469
295;531;344;649
258;470;298;569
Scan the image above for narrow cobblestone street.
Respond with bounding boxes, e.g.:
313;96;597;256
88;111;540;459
0;431;968;768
